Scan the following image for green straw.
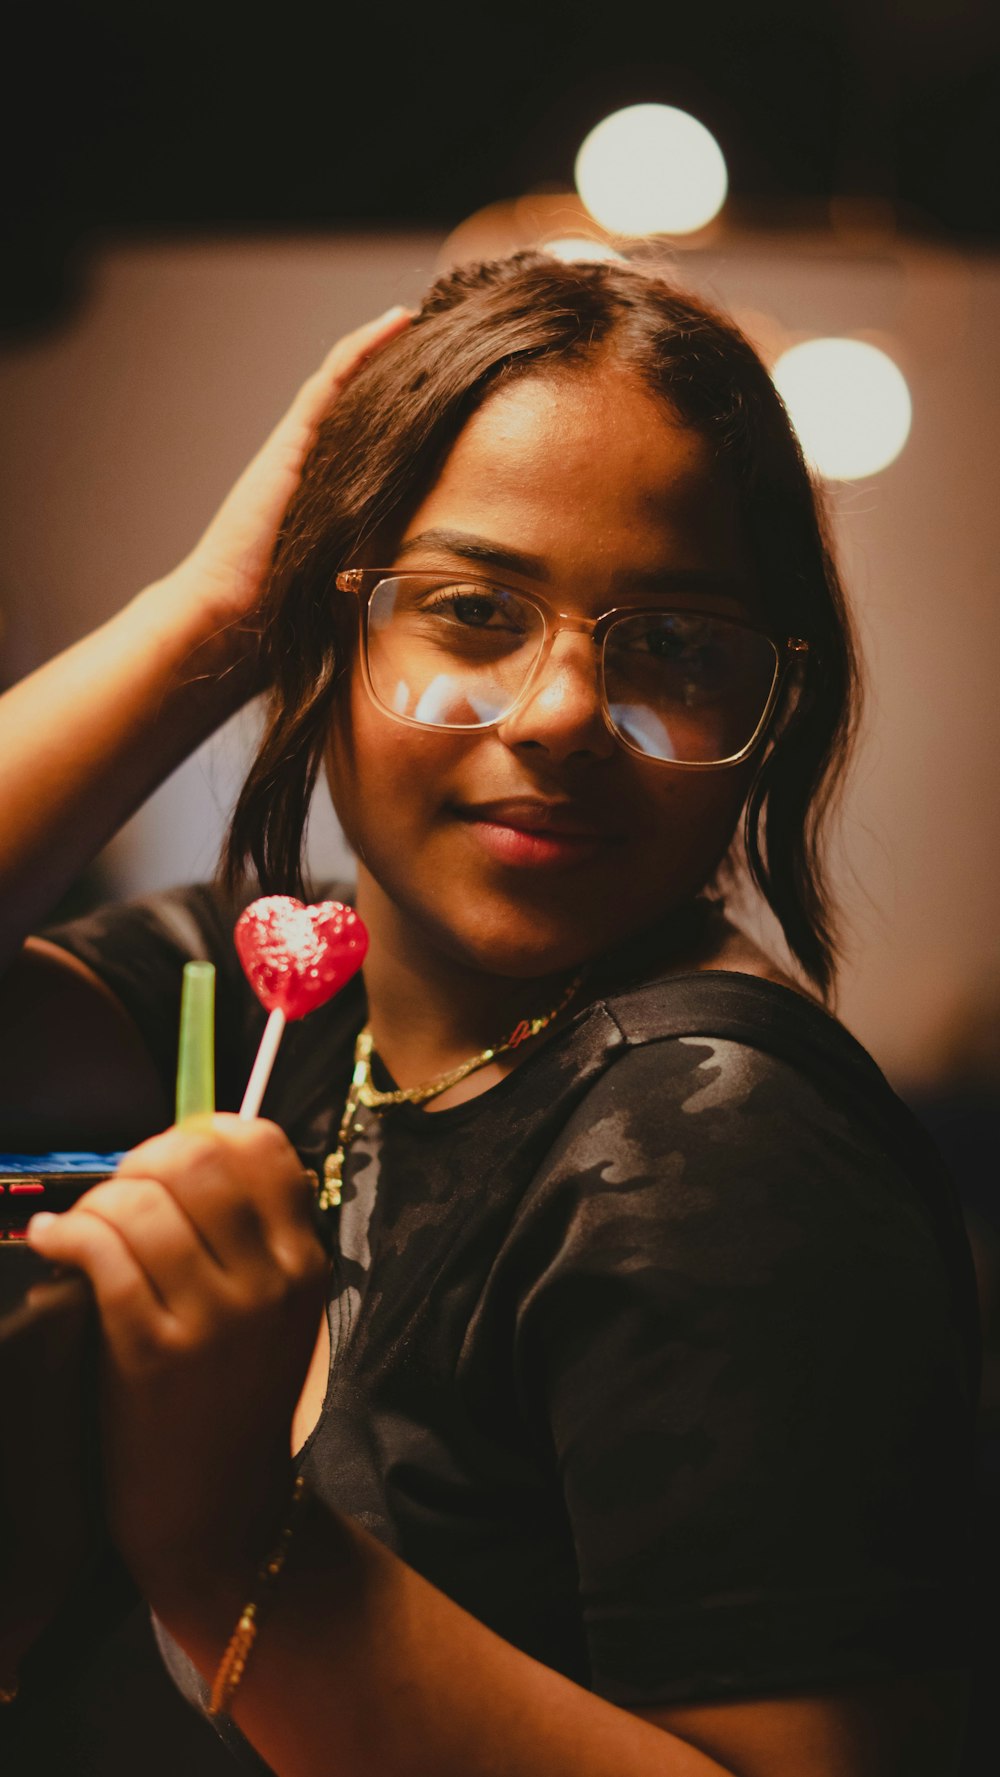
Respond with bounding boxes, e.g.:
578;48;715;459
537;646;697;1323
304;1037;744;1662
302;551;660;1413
175;961;216;1124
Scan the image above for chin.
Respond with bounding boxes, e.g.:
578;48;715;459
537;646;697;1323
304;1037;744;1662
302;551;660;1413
439;897;656;983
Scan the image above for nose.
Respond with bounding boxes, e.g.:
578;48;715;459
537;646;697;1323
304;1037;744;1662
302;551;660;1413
496;630;616;764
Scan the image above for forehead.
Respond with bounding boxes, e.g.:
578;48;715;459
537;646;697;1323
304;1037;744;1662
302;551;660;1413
398;364;749;587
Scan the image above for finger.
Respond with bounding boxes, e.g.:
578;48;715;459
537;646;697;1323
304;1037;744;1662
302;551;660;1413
25;1207;173;1364
294;305;413;418
201;1117;332;1284
118;1116;323;1281
48;1176;232;1322
117;1125;268;1269
192;307;411;580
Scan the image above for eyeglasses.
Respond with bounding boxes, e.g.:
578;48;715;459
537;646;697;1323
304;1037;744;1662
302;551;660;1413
335;569;809;767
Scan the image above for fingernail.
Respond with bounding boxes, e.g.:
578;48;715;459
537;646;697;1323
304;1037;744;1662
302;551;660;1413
25;1212;57;1242
378;305;411;323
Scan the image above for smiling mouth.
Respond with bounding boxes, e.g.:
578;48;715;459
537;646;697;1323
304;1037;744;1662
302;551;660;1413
453;803;621;868
454;800;617;839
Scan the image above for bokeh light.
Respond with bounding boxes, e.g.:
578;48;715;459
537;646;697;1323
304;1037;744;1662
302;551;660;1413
541;237;626;263
574;104;728;236
772;338;913;479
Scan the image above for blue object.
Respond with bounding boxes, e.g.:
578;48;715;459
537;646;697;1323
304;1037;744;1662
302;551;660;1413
0;1152;124;1172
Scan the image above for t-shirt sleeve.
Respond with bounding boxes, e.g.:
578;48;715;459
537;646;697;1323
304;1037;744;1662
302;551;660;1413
39;883;262;1111
512;1033;978;1706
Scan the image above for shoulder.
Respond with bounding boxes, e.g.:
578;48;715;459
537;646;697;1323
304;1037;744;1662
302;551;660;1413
555;966;889;1175
39;877;356;970
532;1027;884;1274
571;907;876;1143
512;985;979;1424
526;971;974;1308
34;882;260;1112
40;880;246;970
0;885;242;1149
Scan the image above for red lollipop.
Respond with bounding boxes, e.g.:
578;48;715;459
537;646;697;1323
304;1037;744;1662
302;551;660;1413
235;896;368;1117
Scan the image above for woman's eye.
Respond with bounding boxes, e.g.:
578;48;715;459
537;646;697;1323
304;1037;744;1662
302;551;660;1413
424;588;524;632
609;617;735;706
646;632;693;660
624;622;708;663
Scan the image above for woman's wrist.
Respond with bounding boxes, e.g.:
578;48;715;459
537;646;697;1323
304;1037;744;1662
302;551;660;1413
125;566;264;710
205;1474;309;1718
158;1497;733;1777
134;1448;299;1640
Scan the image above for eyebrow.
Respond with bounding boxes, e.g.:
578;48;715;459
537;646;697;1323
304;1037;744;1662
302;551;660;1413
393;528;748;597
393;529;552;580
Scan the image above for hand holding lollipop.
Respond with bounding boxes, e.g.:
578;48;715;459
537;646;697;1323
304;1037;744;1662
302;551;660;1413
19;899;365;1618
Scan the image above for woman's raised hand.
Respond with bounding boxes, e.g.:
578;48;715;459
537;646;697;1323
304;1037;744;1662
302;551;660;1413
0;303;411;968
24;1117;328;1607
169;306;412;648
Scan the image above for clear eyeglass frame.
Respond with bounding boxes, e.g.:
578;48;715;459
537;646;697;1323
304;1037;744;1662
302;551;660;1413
334;568;810;769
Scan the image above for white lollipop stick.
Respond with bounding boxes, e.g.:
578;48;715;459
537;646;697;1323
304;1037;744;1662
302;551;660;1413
239;1008;287;1119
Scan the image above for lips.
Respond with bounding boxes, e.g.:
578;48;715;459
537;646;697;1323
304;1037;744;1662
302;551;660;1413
454;798;616;840
452;798;622;870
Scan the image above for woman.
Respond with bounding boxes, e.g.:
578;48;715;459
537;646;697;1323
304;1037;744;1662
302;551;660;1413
0;254;980;1774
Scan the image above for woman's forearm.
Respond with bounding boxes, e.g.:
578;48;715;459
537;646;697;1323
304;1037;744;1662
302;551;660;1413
161;1497;734;1777
0;571;253;968
0;309;414;972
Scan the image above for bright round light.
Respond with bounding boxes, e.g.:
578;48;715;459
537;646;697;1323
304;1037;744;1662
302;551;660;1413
541;237;625;264
772;338;912;479
574;104;728;236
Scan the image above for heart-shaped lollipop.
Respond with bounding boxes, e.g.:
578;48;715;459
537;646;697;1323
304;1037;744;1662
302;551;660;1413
235;896;368;1117
235;896;368;1019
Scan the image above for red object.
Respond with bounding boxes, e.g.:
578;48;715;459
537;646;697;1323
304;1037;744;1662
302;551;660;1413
234;897;368;1020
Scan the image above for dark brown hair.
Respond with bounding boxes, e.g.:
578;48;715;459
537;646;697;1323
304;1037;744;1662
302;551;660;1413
223;251;860;999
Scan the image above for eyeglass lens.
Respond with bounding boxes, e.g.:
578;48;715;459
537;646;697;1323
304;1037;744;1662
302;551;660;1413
366;577;778;763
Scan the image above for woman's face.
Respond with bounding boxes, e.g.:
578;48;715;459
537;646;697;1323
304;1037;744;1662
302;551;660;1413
326;362;759;981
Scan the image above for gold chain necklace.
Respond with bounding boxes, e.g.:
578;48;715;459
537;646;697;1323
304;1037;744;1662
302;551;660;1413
318;971;585;1212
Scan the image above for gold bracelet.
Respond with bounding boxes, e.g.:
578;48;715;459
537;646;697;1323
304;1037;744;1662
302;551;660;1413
208;1474;307;1718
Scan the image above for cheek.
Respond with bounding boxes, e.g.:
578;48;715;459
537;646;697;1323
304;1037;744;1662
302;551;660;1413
324;672;457;845
638;764;750;879
324;674;371;848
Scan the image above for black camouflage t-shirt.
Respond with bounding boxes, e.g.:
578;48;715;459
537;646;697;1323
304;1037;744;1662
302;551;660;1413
44;884;981;1753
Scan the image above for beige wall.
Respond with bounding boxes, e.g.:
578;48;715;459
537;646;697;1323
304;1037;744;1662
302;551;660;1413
1;231;997;1087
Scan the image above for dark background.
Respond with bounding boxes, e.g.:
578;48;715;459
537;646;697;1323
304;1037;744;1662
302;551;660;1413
5;0;1000;335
